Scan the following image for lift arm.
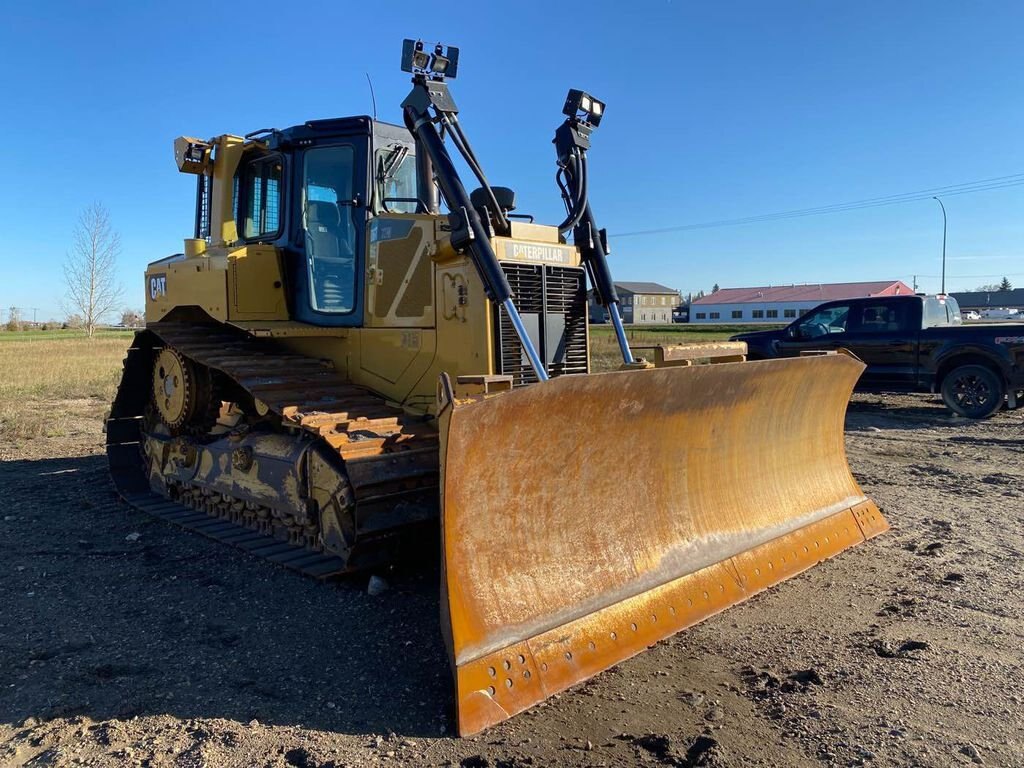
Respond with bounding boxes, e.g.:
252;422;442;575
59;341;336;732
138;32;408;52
400;41;549;382
553;90;635;365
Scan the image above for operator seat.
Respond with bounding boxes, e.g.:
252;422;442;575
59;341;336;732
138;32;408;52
305;201;354;311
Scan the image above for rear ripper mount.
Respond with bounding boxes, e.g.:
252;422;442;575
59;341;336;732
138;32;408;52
106;323;439;577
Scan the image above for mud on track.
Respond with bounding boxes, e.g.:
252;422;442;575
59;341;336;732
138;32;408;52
1;393;1022;767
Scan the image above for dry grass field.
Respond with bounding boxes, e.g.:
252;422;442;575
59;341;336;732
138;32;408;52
588;323;783;370
0;331;132;443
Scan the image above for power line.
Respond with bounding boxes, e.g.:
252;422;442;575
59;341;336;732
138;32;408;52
906;271;1024;279
614;178;1024;237
611;173;1024;238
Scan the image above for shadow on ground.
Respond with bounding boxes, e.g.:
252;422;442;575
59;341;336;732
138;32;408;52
0;454;450;737
846;392;959;428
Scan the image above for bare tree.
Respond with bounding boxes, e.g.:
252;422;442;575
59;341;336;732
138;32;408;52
5;306;21;332
120;308;145;328
63;203;123;337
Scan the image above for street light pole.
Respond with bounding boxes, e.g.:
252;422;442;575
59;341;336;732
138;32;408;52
933;196;947;294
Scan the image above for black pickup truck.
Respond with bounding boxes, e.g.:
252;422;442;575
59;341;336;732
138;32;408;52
730;294;1024;418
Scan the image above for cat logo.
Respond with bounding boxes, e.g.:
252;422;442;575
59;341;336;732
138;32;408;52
149;274;167;300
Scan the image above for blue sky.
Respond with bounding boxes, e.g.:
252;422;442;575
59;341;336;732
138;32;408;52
2;1;1022;320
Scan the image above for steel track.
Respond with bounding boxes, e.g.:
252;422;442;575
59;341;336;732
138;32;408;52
106;322;440;578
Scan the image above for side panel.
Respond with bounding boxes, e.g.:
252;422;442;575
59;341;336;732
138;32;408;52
146;255;228;323
429;260;497;394
358;328;438;394
365;215;436;328
228;245;289;321
354;251;495;413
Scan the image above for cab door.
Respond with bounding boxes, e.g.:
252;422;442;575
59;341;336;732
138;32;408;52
292;140;368;327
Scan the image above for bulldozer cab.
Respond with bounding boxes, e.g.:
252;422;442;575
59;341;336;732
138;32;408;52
230;119;419;328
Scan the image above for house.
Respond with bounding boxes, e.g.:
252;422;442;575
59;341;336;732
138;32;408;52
589;282;680;325
949;289;1024;312
689;280;914;324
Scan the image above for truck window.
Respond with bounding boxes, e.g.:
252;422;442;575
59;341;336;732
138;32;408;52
853;301;912;333
944;297;963;325
799;305;849;338
924;296;963;327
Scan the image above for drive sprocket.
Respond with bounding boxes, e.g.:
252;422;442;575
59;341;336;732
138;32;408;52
151;347;217;433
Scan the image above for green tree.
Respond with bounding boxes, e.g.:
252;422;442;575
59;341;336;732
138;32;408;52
1000;276;1013;291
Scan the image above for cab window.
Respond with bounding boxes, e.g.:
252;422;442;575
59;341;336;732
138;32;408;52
799;305;849;338
376;145;418;213
303;146;356;313
239;157;282;239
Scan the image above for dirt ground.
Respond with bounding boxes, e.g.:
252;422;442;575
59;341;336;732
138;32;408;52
1;392;1021;768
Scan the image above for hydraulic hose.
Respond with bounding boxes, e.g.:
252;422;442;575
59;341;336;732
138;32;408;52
556;151;589;234
403;104;549;382
444;115;511;235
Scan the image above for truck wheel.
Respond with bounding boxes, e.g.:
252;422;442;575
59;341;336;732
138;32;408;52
940;364;1005;418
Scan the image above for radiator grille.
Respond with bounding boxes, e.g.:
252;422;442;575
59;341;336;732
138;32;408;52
495;263;589;386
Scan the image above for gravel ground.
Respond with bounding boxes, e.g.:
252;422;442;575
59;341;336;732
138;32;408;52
1;392;1022;767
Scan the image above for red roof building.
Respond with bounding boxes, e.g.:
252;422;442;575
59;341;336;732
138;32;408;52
689;280;913;323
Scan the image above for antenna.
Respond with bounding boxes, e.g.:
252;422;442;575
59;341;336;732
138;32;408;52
365;72;377;120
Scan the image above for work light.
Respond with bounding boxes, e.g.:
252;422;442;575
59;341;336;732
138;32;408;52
401;39;460;80
562;89;605;126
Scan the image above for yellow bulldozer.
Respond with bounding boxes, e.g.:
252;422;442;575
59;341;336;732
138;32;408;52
107;40;888;735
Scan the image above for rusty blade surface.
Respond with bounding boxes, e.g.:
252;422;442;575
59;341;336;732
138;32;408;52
438;354;888;735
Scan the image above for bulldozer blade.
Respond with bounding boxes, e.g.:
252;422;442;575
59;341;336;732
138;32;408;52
438;354;887;735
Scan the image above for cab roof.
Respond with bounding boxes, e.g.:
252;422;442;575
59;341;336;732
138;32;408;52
267;118;412;149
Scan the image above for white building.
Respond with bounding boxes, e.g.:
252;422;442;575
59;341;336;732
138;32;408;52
589;282;680;325
689;280;914;324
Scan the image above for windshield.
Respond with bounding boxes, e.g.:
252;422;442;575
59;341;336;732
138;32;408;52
376;145;418;213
